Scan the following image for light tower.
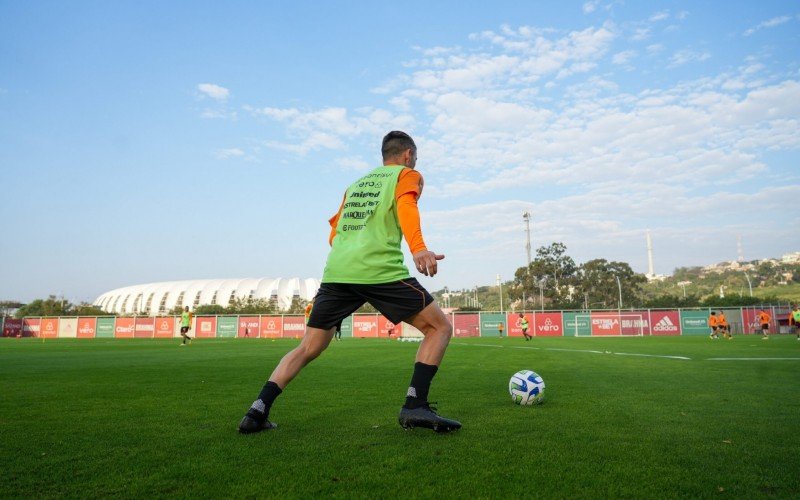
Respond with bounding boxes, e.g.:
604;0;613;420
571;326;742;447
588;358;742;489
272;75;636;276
737;235;744;263
523;211;532;268
646;230;655;279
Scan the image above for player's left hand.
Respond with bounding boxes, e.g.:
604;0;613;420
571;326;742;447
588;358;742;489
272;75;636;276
413;250;444;277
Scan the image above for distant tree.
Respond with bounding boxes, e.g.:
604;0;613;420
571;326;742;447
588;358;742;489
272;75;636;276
643;294;701;308
194;304;227;315
511;242;578;308
701;295;782;307
15;295;72;318
457;305;481;312
574;259;646;309
286;297;309;315
72;303;110;316
0;301;25;317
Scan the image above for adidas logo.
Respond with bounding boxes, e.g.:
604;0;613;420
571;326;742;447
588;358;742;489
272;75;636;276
653;315;678;332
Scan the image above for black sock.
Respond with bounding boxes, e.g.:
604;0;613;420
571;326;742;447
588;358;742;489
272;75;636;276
404;362;438;409
248;381;282;420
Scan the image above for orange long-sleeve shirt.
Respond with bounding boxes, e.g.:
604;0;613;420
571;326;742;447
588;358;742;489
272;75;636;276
327;168;427;253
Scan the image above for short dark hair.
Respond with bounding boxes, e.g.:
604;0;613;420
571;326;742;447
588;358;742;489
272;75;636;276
381;131;416;160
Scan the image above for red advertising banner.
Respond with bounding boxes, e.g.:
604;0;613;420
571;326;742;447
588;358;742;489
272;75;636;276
41;318;59;338
260;316;283;338
377;316;397;338
590;312;621;336
742;308;776;335
77;317;97;338
353;315;378;337
23;318;40;337
195;316;217;338
507;312;533;337
650;310;681;336
3;318;22;337
155;317;175;338
282;316;305;338
453;314;479;337
238;316;260;338
621;311;651;336
134;317;155;338
533;312;563;337
115;317;135;338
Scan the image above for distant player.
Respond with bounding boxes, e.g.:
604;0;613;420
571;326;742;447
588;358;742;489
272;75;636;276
717;311;730;339
757;309;771;339
790;305;800;340
180;306;193;345
498;321;504;337
520;313;531;341
238;131;460;434
708;311;718;339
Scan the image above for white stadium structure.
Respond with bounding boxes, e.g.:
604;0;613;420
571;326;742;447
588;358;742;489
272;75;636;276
93;278;321;315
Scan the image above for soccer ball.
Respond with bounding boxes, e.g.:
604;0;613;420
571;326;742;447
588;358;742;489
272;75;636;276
509;370;545;405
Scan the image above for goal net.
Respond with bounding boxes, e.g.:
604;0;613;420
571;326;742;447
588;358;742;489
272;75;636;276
575;313;645;337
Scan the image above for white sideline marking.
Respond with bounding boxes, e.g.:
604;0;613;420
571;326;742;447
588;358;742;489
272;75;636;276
613;352;691;360
542;347;603;354
453;343;688;360
707;357;800;361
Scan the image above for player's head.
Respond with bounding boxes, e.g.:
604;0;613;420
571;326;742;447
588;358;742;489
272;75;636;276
184;306;189;312
382;130;417;168
710;311;716;315
518;312;523;317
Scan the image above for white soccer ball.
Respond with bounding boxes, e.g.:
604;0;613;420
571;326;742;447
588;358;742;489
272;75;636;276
509;370;545;405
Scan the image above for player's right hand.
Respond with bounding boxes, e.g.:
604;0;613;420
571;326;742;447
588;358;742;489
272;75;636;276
413;250;444;277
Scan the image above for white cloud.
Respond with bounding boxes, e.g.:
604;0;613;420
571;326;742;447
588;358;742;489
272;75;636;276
583;1;600;14
197;83;230;101
231;21;799;284
744;15;792;36
612;49;636;65
649;10;669;22
631;27;650;41
335;156;371;172
214;148;245;160
668;49;710;67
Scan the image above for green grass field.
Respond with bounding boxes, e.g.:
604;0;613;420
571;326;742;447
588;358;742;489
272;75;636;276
2;336;799;498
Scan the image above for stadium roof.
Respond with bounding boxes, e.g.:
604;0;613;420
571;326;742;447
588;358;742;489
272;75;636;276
93;278;320;315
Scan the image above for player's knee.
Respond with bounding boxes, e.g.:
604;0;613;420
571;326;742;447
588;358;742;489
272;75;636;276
436;319;453;340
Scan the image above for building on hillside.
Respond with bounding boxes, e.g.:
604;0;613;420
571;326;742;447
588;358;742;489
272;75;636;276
781;252;800;264
93;278;320;315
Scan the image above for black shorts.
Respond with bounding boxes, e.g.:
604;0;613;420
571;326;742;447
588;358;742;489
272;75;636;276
180;326;190;334
711;326;718;331
761;323;769;331
308;278;434;330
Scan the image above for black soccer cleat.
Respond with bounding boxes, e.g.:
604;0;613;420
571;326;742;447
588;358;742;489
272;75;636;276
398;403;461;433
238;414;278;434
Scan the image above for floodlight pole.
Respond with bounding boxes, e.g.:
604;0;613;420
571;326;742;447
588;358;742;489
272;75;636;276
497;274;503;313
615;275;622;310
743;272;753;297
523;212;532;267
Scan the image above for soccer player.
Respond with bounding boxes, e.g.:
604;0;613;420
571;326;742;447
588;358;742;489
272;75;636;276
717;311;730;339
238;131;460;434
179;306;193;345
790;305;800;340
757;309;771;339
520;313;531;341
708;311;718;339
498;321;504;337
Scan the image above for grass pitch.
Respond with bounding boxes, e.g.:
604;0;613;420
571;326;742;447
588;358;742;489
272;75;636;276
1;336;799;498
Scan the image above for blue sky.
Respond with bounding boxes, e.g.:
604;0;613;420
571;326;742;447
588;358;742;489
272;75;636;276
1;1;799;304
